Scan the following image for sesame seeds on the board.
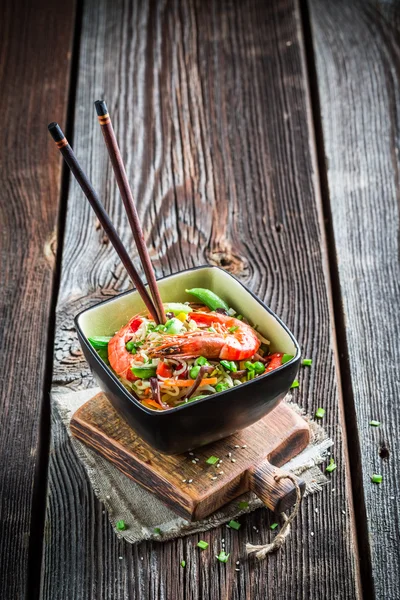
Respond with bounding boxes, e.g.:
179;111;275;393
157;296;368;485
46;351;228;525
228;452;232;457
231;459;236;463
241;445;247;449
188;479;193;484
189;452;194;456
192;460;196;464
234;445;240;448
182;479;187;483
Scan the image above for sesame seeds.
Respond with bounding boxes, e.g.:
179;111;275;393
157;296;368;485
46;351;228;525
231;459;236;463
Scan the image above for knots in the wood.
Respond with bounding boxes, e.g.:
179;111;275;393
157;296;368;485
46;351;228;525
246;472;302;560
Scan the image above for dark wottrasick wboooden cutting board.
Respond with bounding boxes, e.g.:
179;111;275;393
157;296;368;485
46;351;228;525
70;393;310;521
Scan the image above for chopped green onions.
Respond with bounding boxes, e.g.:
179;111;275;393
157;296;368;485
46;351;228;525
369;420;381;427
228;520;241;530
228;326;239;333
216;550;230;563
180;560;186;568
315;407;325;419
208;326;217;333
220;360;237;372
282;354;294;364
215;382;229;393
371;474;382;484
253;361;265;374
154;527;161;534
270;523;278;530
238;501;249;510
302;358;312;366
189;366;201;379
206;455;219;465
290;380;299;389
236;314;243;320
195;356;209;366
154;324;167;332
116;520;126;531
197;540;209;550
325;458;337;473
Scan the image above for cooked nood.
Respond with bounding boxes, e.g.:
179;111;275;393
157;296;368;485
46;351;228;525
89;288;290;410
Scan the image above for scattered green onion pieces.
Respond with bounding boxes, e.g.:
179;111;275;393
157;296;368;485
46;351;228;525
371;474;382;484
195;356;209;366
302;358;312;366
215;382;229;393
180;560;186;568
220;360;237;372
270;523;279;531
154;324;167;332
315;407;325;419
208;326;217;333
290;380;299;389
236;314;243;320
238;501;249;509
244;361;254;370
206;455;219;465
228;326;239;333
369;420;381;427
189;365;201;379
88;336;112;349
154;527;161;534
228;520;241;530
116;520;126;531
197;540;209;550
216;550;230;563
185;288;230;312
281;354;294;364
325;458;337;473
131;365;157;379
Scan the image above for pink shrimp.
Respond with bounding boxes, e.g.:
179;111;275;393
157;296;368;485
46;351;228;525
108;315;143;380
148;312;260;361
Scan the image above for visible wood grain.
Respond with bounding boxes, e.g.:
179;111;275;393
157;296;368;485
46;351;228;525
70;393;309;519
43;0;360;598
308;1;400;597
0;1;76;598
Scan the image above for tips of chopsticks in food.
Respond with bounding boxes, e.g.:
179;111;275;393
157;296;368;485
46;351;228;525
47;122;160;324
94;100;167;324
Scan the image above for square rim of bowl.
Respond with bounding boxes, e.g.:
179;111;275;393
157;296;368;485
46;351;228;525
74;265;301;416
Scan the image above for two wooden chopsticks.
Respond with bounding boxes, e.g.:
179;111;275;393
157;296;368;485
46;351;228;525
48;101;166;324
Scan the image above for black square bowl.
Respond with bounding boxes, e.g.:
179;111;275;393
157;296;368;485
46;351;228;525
75;266;300;454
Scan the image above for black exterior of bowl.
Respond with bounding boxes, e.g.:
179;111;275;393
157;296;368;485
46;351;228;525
75;268;301;454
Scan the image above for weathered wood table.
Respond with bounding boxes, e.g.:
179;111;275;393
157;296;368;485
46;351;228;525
1;0;399;598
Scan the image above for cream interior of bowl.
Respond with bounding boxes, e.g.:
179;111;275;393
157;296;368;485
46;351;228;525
77;267;298;356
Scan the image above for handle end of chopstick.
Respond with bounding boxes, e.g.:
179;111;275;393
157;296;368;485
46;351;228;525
48;122;68;148
95;100;110;125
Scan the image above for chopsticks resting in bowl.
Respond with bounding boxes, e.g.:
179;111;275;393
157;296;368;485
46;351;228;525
47;122;161;324
94;100;166;324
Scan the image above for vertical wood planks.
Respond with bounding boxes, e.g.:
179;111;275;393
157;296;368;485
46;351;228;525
0;0;76;598
308;1;400;597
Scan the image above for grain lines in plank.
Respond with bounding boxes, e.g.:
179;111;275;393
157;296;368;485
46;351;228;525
308;1;400;598
43;0;359;598
0;0;76;598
